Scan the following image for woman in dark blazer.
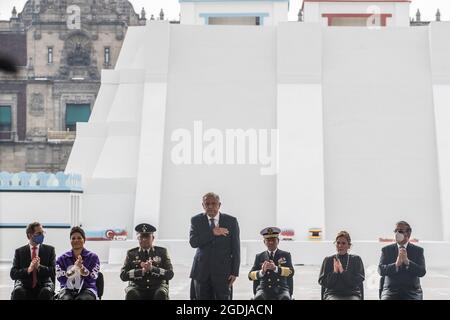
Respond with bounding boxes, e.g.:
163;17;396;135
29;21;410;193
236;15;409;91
318;231;365;300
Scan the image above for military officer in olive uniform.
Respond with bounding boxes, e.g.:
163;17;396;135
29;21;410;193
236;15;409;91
248;227;294;300
120;223;174;300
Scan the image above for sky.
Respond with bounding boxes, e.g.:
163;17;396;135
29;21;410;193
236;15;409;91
0;0;447;22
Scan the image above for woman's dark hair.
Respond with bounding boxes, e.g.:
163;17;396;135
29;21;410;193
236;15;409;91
70;226;86;241
335;231;351;245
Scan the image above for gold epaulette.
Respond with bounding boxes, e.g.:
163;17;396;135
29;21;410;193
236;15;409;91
249;271;259;281
280;267;292;277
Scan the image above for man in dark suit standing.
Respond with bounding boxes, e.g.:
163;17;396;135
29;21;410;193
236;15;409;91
248;227;294;300
378;221;426;300
10;222;56;300
189;192;240;300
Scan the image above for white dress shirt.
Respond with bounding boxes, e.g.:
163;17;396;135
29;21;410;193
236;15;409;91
397;242;409;250
207;212;220;228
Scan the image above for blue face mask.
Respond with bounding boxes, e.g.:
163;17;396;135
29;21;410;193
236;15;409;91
32;234;44;245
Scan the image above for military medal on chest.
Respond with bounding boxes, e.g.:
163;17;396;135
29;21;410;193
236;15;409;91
152;256;161;264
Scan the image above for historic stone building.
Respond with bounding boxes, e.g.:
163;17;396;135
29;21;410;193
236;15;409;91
0;0;146;172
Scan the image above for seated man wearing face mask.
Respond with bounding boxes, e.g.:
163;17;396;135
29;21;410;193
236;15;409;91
378;221;426;300
10;222;56;300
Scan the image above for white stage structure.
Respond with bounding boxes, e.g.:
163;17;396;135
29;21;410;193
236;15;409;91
65;19;450;246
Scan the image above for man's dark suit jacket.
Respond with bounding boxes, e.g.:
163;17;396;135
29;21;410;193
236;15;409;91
10;244;56;289
378;242;426;292
189;213;240;282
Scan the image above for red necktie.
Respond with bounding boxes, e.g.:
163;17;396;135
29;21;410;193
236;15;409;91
31;246;37;288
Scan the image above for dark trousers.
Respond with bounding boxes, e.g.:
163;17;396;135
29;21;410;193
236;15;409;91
193;276;231;300
254;288;291;300
11;284;54;300
59;288;96;300
381;288;423;300
324;294;361;300
125;286;169;300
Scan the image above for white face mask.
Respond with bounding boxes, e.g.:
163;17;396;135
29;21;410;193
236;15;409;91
395;232;405;243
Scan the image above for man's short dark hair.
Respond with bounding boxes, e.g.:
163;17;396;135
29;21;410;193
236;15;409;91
26;222;41;237
203;192;220;202
396;221;412;233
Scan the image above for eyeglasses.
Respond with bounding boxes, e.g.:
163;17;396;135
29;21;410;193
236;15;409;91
334;241;348;245
394;229;407;234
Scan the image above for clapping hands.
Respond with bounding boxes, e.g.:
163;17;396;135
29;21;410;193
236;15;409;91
261;259;276;273
396;247;409;268
27;257;40;274
333;257;344;273
140;260;153;273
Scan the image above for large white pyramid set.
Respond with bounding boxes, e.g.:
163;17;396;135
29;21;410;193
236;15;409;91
65;0;450;244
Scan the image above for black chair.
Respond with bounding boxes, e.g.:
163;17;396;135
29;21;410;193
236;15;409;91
96;271;104;299
379;276;385;299
252;277;294;300
190;279;195;300
320;283;364;300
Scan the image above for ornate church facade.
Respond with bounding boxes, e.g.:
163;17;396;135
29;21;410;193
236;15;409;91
0;0;146;172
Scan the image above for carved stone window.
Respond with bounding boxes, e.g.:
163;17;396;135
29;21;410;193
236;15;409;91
48;47;53;64
104;47;111;66
0;106;12;132
65;33;92;66
0;94;17;141
59;93;95;131
30;93;44;116
65;103;91;131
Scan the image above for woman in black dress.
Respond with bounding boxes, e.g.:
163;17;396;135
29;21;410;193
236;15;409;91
318;231;365;300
